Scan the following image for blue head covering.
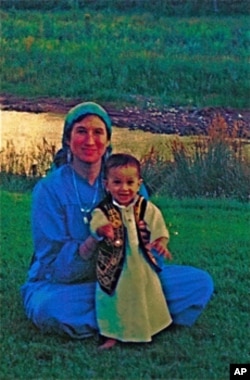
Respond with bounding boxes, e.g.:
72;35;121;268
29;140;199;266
53;102;112;168
62;101;112;147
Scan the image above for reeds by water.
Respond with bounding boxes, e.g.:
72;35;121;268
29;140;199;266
1;116;249;200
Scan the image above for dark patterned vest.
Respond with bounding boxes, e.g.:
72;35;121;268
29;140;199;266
96;194;161;295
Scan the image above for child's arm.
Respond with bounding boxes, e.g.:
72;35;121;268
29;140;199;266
138;220;172;259
80;224;115;261
79;209;114;261
141;201;173;260
90;208;114;240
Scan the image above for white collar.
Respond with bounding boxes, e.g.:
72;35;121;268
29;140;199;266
112;194;139;209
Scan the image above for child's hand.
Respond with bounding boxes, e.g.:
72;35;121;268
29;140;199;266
148;237;172;260
97;223;114;240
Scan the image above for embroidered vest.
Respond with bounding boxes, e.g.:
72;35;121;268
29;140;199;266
96;195;161;295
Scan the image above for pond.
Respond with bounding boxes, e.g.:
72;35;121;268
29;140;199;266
0;110;181;160
1;110;249;178
1;111;63;151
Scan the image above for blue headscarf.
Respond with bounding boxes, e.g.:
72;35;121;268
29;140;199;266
53;102;112;168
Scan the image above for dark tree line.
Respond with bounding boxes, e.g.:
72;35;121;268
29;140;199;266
1;0;249;16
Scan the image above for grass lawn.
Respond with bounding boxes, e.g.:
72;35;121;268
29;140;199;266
1;10;249;108
1;190;249;380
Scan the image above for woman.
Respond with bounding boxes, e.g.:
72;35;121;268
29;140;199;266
21;101;214;339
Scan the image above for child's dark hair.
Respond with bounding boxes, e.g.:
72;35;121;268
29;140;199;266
104;153;141;179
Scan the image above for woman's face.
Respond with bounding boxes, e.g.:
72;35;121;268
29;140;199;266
68;115;110;164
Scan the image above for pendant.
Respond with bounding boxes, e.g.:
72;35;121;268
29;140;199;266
114;239;123;247
83;216;89;224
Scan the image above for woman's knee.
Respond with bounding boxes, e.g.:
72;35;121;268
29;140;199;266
27;289;97;338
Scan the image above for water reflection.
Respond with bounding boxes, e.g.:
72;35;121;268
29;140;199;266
1;110;177;160
0;110;137;154
1;111;63;151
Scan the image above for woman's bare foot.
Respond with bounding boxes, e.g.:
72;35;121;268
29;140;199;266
98;338;117;350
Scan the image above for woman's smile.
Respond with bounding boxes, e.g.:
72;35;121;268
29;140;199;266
82;148;98;154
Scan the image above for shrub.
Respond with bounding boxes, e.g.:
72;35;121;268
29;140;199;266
140;115;250;201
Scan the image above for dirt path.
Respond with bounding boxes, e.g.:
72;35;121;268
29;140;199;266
1;93;249;137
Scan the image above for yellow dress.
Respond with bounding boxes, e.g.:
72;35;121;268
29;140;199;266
91;199;172;342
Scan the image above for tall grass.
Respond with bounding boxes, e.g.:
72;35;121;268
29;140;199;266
1;115;249;201
1;10;249;107
0;138;56;177
0;138;56;191
141;116;250;201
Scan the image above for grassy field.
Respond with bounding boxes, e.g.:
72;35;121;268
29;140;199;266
1;4;249;378
1;190;249;380
1;9;249;108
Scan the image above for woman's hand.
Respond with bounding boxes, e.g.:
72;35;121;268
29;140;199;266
79;236;98;260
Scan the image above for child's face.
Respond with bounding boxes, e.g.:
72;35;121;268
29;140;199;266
105;165;142;206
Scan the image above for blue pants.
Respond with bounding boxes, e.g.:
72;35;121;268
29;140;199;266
21;265;214;339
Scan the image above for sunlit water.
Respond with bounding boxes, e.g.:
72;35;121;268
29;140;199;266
1;110;178;159
1;111;64;151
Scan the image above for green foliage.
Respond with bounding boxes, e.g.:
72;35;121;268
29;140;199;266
0;172;38;193
1;190;249;379
1;10;249;107
164;140;249;200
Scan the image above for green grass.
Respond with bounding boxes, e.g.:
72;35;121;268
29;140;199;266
1;190;249;380
1;10;249;108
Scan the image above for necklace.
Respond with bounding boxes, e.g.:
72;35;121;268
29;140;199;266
72;168;99;224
